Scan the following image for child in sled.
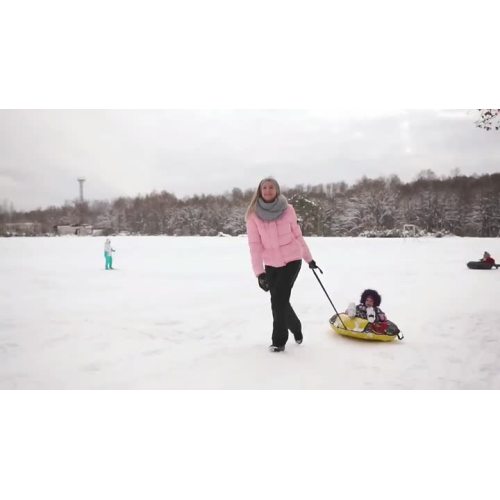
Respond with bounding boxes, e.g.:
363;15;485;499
481;251;496;266
346;289;394;334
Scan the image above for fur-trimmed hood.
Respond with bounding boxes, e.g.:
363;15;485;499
360;289;382;307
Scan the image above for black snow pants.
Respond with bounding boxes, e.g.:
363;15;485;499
265;259;302;347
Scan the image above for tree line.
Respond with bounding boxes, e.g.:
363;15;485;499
1;171;500;237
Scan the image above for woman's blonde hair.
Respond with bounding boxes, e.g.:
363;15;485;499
245;177;281;221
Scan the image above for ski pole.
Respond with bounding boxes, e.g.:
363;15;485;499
311;267;349;330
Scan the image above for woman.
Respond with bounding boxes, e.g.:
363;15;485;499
245;177;318;352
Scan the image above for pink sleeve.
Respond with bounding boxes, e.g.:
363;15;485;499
246;215;265;276
289;205;313;263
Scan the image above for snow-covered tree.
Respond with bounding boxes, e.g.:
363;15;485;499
476;109;500;131
289;193;321;235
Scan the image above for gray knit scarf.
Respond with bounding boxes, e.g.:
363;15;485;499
255;195;288;221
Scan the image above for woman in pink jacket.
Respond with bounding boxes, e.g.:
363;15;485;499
245;177;318;352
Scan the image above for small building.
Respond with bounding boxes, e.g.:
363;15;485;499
3;222;42;236
92;223;114;236
55;224;93;236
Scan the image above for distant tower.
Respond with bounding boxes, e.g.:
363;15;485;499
77;178;86;203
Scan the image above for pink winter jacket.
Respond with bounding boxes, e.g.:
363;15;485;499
246;205;313;276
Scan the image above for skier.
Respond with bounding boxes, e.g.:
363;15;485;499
245;177;318;352
104;238;115;270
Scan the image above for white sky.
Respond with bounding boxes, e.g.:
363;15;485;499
0;109;499;211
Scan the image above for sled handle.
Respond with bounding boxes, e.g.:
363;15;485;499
311;268;349;330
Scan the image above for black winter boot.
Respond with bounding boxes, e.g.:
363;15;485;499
269;345;285;352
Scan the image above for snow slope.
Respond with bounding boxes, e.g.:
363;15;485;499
0;236;499;389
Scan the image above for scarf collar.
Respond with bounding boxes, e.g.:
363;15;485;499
255;195;288;221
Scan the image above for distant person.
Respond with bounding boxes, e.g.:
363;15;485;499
467;251;497;270
104;238;115;270
245;177;318;352
481;251;495;267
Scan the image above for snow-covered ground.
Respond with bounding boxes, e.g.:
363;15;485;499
0;235;499;389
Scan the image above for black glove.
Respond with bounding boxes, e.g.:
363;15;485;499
308;260;319;269
257;273;270;292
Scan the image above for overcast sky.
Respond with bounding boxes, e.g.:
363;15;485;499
0;109;499;211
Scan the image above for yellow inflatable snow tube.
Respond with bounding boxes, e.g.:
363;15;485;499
330;313;398;342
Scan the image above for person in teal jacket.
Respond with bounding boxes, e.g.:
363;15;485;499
104;238;115;270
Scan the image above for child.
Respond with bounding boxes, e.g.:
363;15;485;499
481;251;495;266
104;238;115;270
346;289;389;334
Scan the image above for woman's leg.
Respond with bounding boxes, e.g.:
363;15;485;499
287;304;302;341
285;262;302;340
